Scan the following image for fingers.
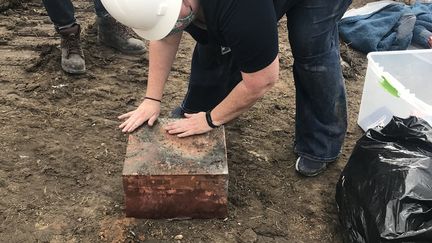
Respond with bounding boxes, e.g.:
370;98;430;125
121;119;136;133
148;115;157;126
119;120;128;129
177;131;194;138
166;125;185;135
165;123;201;137
118;102;160;133
164;122;176;131
120;111;207;137
164;112;209;137
119;112;145;133
118;111;134;119
118;111;134;129
164;121;187;135
123;118;144;133
164;119;185;130
165;125;196;137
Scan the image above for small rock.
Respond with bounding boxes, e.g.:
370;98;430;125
174;234;183;240
0;39;8;45
0;179;6;188
239;228;257;243
341;59;351;69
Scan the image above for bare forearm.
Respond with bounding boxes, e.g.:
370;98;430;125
210;56;279;126
210;80;270;126
146;33;182;100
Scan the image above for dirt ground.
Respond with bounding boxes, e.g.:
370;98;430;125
1;0;375;242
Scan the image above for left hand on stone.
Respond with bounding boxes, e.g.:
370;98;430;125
164;112;212;137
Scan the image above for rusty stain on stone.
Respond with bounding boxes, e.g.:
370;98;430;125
123;118;228;219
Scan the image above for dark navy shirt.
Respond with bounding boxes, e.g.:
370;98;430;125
185;0;291;73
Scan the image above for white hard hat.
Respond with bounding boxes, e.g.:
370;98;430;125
100;0;182;40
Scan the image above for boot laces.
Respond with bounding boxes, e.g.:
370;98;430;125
63;34;83;58
112;19;134;39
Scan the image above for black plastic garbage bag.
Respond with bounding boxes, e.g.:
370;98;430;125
336;116;432;243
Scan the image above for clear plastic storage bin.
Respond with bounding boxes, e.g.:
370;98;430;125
358;49;432;131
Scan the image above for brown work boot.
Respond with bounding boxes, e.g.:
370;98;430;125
97;16;146;55
58;24;85;74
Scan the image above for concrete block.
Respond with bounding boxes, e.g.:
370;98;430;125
123;118;228;219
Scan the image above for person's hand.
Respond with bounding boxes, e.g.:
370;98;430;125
118;99;161;133
164;112;212;137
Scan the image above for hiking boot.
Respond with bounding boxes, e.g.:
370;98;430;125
59;24;85;74
97;16;146;55
295;156;332;177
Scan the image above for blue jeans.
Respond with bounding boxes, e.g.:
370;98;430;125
182;0;351;162
287;0;351;161
42;0;108;29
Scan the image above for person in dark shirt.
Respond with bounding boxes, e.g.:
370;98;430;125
42;0;146;74
115;0;351;177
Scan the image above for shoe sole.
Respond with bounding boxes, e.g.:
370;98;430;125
98;39;146;56
295;157;327;177
112;47;146;55
62;67;86;74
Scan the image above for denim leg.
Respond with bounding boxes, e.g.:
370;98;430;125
287;0;351;161
93;0;109;17
42;0;76;29
413;25;432;48
181;43;242;112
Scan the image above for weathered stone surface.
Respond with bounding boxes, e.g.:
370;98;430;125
123;118;228;219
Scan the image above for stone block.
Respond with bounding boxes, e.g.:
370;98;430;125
123;118;228;219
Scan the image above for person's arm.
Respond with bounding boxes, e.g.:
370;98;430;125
165;0;279;137
164;55;279;137
211;56;279;125
118;32;183;133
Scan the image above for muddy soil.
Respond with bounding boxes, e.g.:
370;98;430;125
1;1;373;242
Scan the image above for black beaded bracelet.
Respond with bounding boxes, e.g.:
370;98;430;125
205;110;219;128
144;96;161;103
